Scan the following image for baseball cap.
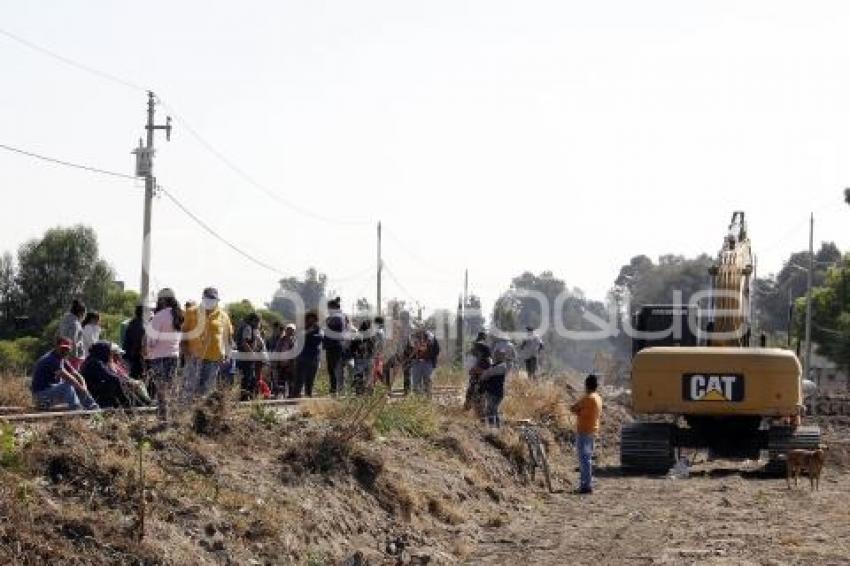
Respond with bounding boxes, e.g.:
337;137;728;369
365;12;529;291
285;323;296;331
109;343;126;356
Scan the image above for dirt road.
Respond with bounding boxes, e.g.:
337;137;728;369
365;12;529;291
471;456;850;565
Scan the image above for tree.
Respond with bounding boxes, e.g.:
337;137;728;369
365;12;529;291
755;242;842;333
226;299;284;330
493;271;615;373
268;267;330;322
226;299;256;328
614;254;714;311
103;288;141;319
0;252;21;336
797;255;850;371
16;225;117;328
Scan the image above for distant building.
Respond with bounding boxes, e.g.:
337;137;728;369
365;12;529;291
809;350;849;394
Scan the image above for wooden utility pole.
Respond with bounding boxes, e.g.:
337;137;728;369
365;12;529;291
455;295;463;366
377;221;382;317
805;213;814;413
135;91;171;306
462;269;468;356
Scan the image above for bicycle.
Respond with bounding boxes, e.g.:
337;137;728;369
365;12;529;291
514;419;554;493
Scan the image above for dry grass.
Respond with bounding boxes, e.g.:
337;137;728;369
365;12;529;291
427;495;465;525
373;472;417;522
483;428;529;475
0;373;32;408
501;376;575;432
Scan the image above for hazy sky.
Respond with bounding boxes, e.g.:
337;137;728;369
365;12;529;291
2;1;849;315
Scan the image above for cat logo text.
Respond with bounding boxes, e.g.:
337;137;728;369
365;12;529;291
681;373;745;402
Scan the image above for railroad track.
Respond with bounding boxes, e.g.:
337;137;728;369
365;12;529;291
0;385;464;423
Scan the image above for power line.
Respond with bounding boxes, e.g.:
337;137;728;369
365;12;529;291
160;104;372;228
0;140;289;277
157;185;287;276
382;261;424;308
2;27;372;228
382;225;459;284
0;27;147;92
0;142;137;181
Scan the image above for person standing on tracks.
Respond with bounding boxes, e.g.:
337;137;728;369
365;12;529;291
410;328;440;397
181;287;233;400
235;312;263;399
80;311;102;356
350;320;376;395
271;323;297;397
323;297;348;395
294;311;323;397
122;305;147;380
57;299;87;371
570;374;603;494
465;332;491;418
147;289;183;420
518;327;544;379
479;350;508;427
490;331;517;370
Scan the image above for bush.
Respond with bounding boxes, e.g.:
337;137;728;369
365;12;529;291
373;394;436;438
0;336;41;373
98;313;125;344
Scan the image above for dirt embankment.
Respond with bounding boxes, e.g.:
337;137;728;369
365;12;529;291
2;376;848;565
0;378;590;565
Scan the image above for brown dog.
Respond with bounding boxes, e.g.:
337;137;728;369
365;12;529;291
785;447;827;491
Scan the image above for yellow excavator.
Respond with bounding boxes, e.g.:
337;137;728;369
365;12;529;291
621;212;820;473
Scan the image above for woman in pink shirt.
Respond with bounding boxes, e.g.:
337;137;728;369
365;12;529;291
147;288;184;420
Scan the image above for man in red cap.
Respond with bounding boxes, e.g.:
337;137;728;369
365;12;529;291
31;338;99;411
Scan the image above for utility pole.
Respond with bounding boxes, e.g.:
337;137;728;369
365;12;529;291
377;221;382;317
787;286;793;348
455;295;463;366
804;213;814;393
133;91;171;306
462;269;468;355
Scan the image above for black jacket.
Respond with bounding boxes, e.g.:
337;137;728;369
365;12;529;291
81;342;130;408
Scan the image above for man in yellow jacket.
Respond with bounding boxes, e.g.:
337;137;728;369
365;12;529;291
570;374;602;494
181;287;233;401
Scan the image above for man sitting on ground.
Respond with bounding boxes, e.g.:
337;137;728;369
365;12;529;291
31;338;99;411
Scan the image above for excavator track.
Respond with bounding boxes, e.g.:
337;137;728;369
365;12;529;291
620;422;676;474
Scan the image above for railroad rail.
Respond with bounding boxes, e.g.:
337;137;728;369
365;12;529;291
0;385;464;423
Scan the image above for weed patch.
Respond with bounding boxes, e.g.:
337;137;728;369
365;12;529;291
373;395;436;437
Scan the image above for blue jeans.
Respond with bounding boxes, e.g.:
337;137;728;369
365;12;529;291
410;360;434;396
182;357;222;401
577;433;595;491
149;357;178;418
34;382;98;411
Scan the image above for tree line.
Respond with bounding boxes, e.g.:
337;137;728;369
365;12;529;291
3;224;849;378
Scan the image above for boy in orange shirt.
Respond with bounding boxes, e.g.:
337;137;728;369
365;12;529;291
570;374;602;494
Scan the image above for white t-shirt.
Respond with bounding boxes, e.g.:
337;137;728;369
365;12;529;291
81;323;101;354
518;335;543;360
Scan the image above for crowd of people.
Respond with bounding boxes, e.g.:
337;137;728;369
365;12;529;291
29;291;603;494
29;290;447;415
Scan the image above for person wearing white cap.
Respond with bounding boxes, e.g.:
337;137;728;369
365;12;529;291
181;287;233;400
